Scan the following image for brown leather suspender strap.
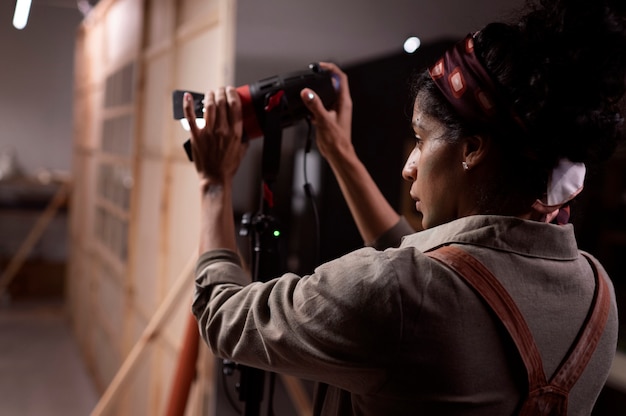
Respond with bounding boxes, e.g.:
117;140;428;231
425;245;611;414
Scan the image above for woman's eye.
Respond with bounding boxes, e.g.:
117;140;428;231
414;136;423;147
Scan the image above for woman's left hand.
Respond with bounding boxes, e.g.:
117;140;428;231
183;87;249;188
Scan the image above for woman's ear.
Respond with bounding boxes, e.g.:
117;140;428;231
463;134;491;167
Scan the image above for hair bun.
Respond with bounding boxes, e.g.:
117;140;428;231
476;0;626;168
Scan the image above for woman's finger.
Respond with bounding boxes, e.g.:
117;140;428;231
225;86;243;139
214;87;229;135
319;61;352;120
203;90;216;132
300;88;332;126
183;92;201;138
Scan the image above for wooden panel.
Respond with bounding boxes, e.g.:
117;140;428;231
131;158;164;314
88;250;126;396
84;89;106;151
68;153;88;242
75;22;106;89
103;0;143;72
71;1;139;410
73;28;89;90
66;246;94;360
145;0;176;50
177;0;220;27
164;163;200;287
103;62;136;109
93;303;122;387
124;331;154;416
97;266;126;338
169;28;222;160
69;0;237;414
140;54;173;156
174;28;222;92
80;154;100;243
74;24;105;152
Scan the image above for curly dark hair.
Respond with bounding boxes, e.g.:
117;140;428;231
412;0;626;206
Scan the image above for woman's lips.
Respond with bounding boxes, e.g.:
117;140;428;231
410;190;421;212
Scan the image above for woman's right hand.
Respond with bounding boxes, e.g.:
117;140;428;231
300;62;402;244
300;62;353;163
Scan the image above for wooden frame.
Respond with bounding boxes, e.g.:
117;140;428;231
69;0;236;414
69;1;314;414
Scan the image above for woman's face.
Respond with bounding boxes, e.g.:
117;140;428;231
402;100;466;229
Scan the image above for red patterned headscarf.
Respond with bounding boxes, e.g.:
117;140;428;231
429;33;586;224
428;33;521;131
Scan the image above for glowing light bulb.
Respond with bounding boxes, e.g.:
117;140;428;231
403;36;421;54
13;0;32;30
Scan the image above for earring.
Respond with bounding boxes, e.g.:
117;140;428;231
462;161;469;170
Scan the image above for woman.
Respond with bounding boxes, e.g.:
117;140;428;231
186;0;625;414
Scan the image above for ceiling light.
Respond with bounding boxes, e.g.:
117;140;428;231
13;0;32;30
403;36;421;54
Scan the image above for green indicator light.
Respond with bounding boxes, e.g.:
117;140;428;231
273;230;281;237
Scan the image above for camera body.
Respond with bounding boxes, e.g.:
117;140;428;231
172;63;339;160
237;62;339;140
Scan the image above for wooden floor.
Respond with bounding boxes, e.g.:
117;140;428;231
0;299;98;416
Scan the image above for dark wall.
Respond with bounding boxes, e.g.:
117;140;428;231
236;41;455;275
314;40;454;264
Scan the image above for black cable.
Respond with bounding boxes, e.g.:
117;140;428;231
303;118;321;266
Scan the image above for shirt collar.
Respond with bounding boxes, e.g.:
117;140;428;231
400;215;579;260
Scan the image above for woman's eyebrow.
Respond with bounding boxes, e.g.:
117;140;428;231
412;117;423;131
412;116;430;134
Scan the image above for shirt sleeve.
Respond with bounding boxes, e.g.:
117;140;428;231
192;246;405;394
368;216;415;250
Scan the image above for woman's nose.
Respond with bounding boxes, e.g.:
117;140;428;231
402;149;418;181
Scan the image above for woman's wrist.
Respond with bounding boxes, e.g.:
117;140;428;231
327;143;362;177
323;137;357;166
199;178;231;197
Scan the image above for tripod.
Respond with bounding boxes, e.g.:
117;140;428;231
165;187;282;416
228;107;286;416
168;86;302;416
231;197;281;415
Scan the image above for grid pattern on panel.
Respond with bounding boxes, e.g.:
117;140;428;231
104;63;135;108
102;114;134;156
97;163;132;211
95;62;136;264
